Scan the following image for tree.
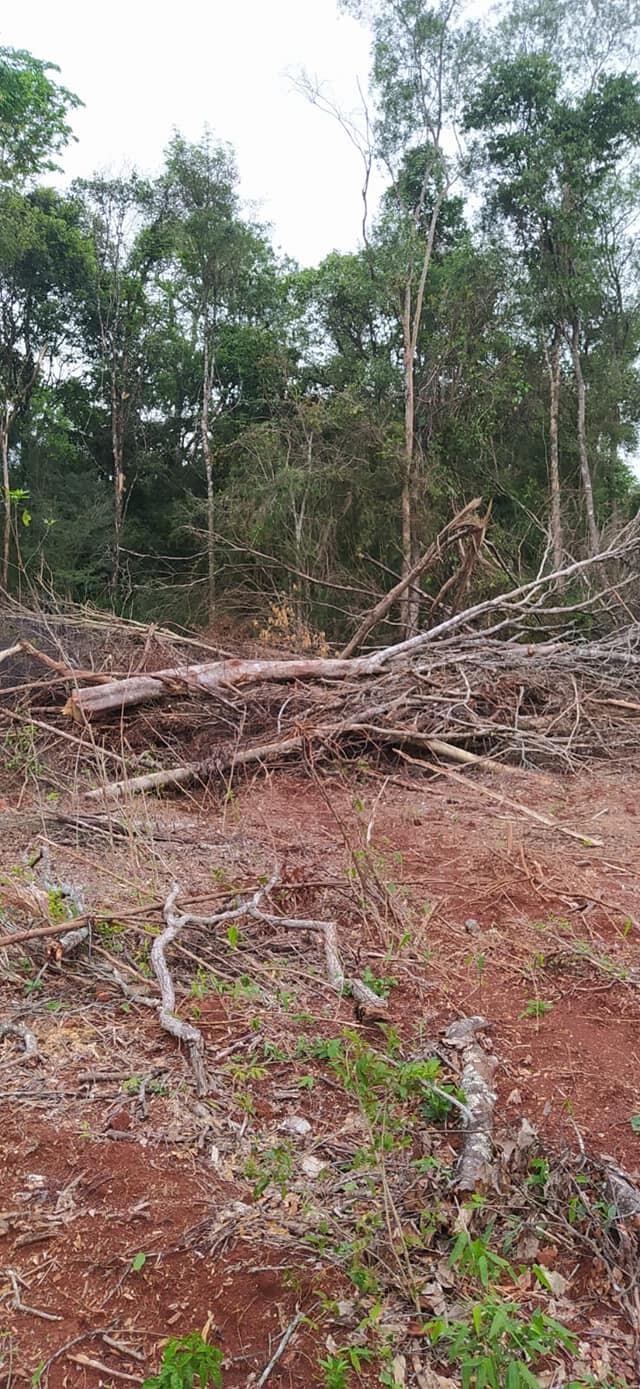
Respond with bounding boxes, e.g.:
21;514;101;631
466;54;640;556
162;131;281;622
0;186;90;588
76;174;168;596
341;0;483;632
0;46;81;186
0;47;84;589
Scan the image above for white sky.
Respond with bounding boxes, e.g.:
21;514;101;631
1;0;375;266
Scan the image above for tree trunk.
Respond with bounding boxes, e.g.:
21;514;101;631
111;370;126;599
399;190;448;639
400;284;418;637
570;319;599;555
202;340;215;625
548;328;563;573
1;416;10;591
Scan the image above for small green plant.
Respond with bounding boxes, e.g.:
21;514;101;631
244;1143;294;1197
449;1229;515;1290
521;998;554;1019
526;1157;551;1191
143;1333;223;1388
360;964;398;999
424;1296;576;1389
319;1345;375;1388
131;1251;146;1272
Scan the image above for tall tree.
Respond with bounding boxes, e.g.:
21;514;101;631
0;47;84;589
162;131;280;622
76;174;168;596
341;0;482;632
466;55;640;556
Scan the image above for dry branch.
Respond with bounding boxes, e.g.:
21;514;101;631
151;871;387;1091
340;498;486;657
398;752;603;845
444;1016;498;1191
0;1021;38;1060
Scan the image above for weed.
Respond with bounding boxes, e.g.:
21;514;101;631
521;998;554;1019
526;1157;551;1191
360;964;398;999
449;1228;516;1290
319;1346;375;1389
143;1333;223;1388
425;1296;576;1389
244;1143;294;1197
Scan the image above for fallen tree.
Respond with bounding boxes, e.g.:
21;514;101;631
3;528;640;800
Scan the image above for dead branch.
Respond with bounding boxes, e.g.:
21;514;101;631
399;752;603;845
444;1016;498;1191
152;884;211;1095
0;1021;38;1060
340;498;485;657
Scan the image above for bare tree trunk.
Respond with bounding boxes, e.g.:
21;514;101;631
548;328;563;572
399;190;448;639
570;319;599;555
111;370;126;599
202;339;215;625
400;283;416;637
1;415;10;591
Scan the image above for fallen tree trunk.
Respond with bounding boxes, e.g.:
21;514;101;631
64;653;381;722
84;724;506;802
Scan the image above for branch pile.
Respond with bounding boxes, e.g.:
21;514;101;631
4;531;640;797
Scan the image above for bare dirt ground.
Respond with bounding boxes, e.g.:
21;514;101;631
2;721;640;1386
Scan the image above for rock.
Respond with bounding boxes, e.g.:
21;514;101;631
301;1154;325;1179
279;1116;311;1139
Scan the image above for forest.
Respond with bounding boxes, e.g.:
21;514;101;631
3;0;640;643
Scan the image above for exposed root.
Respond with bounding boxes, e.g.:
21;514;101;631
153;869;388;1091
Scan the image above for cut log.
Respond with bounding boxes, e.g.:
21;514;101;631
64;654;380;722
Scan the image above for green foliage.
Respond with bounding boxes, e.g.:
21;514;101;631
2;18;640;625
143;1334;223;1389
424;1296;576;1389
0;46;81;184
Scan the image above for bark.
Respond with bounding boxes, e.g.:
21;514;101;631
548;328;563;572
202;339;215;625
65;654;381;722
1;418;10;591
110;364;127;599
400;282;417;638
570;320;599;556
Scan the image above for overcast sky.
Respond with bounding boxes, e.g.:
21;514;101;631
1;0;375;266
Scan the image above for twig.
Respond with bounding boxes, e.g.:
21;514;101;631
256;1309;304;1388
67;1353;140;1381
398;751;604;846
5;1268;62;1321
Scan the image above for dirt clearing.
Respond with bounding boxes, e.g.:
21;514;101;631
2;614;640;1388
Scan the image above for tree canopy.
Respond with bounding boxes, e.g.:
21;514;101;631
2;5;640;638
